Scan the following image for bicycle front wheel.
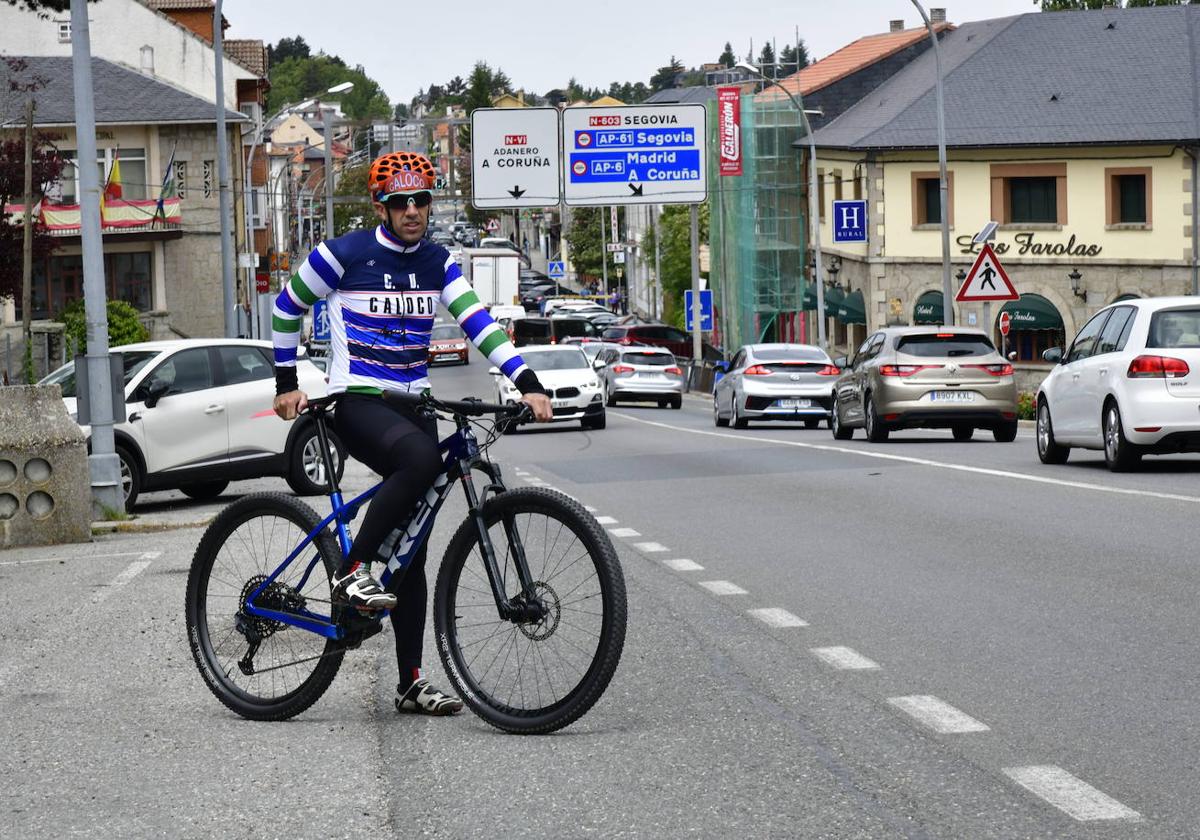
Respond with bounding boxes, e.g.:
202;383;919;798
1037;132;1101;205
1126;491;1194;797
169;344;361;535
185;493;345;721
434;487;627;734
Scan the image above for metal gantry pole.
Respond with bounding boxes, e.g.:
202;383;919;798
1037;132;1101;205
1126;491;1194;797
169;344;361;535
690;203;702;363
912;0;954;325
70;0;123;513
600;207;609;298
652;204;662;320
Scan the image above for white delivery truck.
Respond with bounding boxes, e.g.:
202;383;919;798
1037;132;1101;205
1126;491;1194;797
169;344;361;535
461;248;521;309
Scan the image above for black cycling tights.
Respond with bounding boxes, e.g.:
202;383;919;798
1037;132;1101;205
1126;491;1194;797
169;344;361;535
334;392;443;675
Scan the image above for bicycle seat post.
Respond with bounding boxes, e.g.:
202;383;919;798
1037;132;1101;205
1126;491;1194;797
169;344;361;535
311;405;342;497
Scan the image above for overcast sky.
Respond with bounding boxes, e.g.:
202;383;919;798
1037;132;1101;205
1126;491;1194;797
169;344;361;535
223;0;1039;107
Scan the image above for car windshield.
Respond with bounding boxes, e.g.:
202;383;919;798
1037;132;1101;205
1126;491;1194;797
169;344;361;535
752;347;827;362
1147;309;1200;348
39;350;159;398
581;344;609;362
621;351;673;366
895;334;995;358
524;350;590;371
431;325;464;340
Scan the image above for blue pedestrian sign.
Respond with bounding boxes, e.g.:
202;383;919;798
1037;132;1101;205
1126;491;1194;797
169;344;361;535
684;289;714;332
832;199;868;243
548;260;565;279
311;300;331;342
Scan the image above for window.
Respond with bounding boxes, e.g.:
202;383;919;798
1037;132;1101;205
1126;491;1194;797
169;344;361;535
148;348;214;397
817;168;825;222
1105;167;1151;226
249;187;266;228
17;251;152;320
896;334;995;357
911;171;954;226
1009;177;1057;224
1066;311;1112;364
203;160;214;199
174;161;187;200
218;346;272;385
1096;306;1135;354
57;148;147;203
991;163;1066;225
833;170;843;202
1147;308;1200;349
853;174;862;201
56;20;70;42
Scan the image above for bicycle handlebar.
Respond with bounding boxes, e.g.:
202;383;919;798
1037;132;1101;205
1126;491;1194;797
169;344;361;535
303;390;531;422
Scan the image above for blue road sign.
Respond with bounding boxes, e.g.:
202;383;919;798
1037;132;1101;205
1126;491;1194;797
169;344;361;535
832;199;868;243
312;300;331;342
548;260;565;279
684;289;713;332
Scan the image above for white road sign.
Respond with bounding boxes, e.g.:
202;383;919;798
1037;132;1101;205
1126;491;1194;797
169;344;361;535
955;243;1019;302
470;107;562;209
562;104;708;206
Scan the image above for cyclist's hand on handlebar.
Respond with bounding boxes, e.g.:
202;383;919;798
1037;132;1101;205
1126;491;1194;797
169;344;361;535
273;389;308;421
520;392;553;423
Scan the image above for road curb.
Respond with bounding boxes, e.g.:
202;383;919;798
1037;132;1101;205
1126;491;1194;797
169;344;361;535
92;517;213;536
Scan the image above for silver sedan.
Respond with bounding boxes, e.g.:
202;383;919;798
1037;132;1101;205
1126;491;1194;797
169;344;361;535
713;343;840;429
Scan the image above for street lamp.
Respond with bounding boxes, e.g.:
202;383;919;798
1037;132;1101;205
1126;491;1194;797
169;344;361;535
321;83;354;243
1069;268;1087;302
911;0;953;325
736;61;829;349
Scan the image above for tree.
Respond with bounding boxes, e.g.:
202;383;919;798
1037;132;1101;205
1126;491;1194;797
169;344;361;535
718;42;736;68
332;164;371;236
1;0;93;13
267;54;391;120
60;299;148;356
778;42;810;77
640;204;710;329
649;56;685;92
270;36;310;64
758;42;776;75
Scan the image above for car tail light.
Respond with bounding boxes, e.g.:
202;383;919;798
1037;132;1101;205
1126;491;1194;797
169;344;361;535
1127;355;1190;378
965;363;1013;376
744;365;770;375
879;364;935;377
816;365;840;376
611;364;634;375
665;366;683;375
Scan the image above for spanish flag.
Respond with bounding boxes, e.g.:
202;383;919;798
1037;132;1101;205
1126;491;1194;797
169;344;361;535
101;151;122;220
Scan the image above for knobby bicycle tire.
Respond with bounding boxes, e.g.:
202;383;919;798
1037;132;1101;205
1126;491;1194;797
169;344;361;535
186;492;346;721
434;487;627;734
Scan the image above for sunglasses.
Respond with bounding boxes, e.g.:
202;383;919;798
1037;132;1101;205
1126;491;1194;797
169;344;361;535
384;191;433;209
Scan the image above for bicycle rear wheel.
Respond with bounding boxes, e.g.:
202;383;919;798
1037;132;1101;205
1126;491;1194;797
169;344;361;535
434;487;627;734
186;492;345;721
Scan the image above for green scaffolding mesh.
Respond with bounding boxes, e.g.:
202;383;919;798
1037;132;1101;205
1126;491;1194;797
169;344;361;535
709;94;809;351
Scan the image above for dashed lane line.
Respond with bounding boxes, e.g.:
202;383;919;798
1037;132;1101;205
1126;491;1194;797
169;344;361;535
607;527;642;538
747;607;808;628
811;646;881;670
633;542;669;553
0;551;147;567
663;558;704;572
1003;766;1141;822
611;411;1200;507
888;695;990;734
594;516;619;525
88;552;159;607
699;580;748;596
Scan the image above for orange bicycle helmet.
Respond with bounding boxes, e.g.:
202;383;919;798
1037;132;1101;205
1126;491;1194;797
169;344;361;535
368;152;436;201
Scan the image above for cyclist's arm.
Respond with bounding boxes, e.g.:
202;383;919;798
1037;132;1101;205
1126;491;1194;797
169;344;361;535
272;241;346;397
439;254;545;396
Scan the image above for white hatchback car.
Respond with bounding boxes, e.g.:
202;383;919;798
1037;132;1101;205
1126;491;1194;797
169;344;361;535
39;339;339;507
490;345;606;430
1036;296;1200;470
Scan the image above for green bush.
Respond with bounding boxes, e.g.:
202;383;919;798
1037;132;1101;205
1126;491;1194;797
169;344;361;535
1017;391;1036;421
59;299;149;357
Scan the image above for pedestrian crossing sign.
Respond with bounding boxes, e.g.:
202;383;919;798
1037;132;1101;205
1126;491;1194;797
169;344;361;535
955;243;1018;302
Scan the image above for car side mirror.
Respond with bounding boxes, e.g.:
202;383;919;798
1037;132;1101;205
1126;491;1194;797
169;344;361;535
143;378;169;408
833;356;848;369
488;366;501;376
713;361;729;373
1007;351;1017;362
592;358;606;369
1042;347;1063;364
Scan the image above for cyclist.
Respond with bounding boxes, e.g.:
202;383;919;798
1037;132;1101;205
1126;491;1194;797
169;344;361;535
272;151;552;715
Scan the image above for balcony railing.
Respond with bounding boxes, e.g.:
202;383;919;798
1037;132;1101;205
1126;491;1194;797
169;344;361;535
2;197;182;236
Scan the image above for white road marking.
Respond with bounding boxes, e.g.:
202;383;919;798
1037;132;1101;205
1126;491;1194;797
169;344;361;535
811;646;880;670
1003;766;1141;822
514;469;530;476
594;516;618;525
584;505;598;513
89;557;155;606
612;412;1200;506
747;607;808;628
608;527;642;538
0;551;145;568
663;558;704;572
888;695;990;733
633;541;669;553
699;580;748;596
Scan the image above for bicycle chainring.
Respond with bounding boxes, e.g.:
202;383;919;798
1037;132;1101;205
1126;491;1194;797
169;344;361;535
238;575;306;640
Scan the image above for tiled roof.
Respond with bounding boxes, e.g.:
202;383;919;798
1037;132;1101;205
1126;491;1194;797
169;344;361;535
757;23;953;102
143;0;214;9
0;56;245;126
225;39;267;77
812;6;1200;149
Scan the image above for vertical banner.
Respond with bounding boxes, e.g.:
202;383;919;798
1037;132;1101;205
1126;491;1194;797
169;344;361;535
717;87;743;177
610;206;619;243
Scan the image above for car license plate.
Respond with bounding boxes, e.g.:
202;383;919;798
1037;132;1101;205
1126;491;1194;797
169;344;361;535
930;390;975;403
552;400;569;408
775;398;811;409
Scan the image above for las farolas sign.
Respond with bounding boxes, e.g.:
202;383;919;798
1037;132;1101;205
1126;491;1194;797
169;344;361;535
956;231;1102;258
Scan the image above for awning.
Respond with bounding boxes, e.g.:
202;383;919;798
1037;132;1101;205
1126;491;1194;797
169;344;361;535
913;290;944;324
836;289;866;325
999;294;1064;331
803;283;840;313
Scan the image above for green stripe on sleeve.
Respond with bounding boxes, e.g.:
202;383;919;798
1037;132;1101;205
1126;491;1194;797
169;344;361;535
290;273;318;306
273;314;300;333
477;329;508;358
447;289;481;319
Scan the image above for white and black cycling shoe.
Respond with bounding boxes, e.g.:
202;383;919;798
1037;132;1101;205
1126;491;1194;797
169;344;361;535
395;678;464;716
330;567;397;611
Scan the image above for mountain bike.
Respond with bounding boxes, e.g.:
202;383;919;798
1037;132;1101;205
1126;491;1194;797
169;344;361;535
185;390;627;734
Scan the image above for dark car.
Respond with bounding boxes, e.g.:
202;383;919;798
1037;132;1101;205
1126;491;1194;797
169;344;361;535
521;282;568;311
513;317;601;347
601;323;722;361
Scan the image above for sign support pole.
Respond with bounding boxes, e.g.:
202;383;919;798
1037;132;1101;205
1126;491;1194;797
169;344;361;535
983;301;991;345
690;203;702;364
600;207;609;297
653;205;662;320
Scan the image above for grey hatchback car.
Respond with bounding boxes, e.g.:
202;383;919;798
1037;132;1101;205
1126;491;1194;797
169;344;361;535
830;327;1019;442
713;343;839;428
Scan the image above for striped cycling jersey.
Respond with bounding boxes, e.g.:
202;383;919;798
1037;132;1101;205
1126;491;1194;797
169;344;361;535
273;226;538;396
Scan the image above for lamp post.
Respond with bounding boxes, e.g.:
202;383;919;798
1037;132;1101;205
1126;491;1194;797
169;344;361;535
321;81;355;243
1069;268;1086;303
737;62;828;349
911;0;953;325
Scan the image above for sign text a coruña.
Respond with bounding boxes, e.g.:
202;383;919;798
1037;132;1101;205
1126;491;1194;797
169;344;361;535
956;232;1102;258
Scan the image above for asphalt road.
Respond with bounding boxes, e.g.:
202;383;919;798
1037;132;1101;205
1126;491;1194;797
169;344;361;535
5;351;1200;838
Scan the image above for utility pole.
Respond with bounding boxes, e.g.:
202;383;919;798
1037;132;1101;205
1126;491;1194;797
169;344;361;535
70;0;123;513
214;0;236;337
690;204;701;364
20;98;34;378
600;207;609;297
653;205;662;320
322;106;335;240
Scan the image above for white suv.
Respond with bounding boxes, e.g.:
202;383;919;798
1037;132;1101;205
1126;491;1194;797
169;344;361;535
40;339;341;508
